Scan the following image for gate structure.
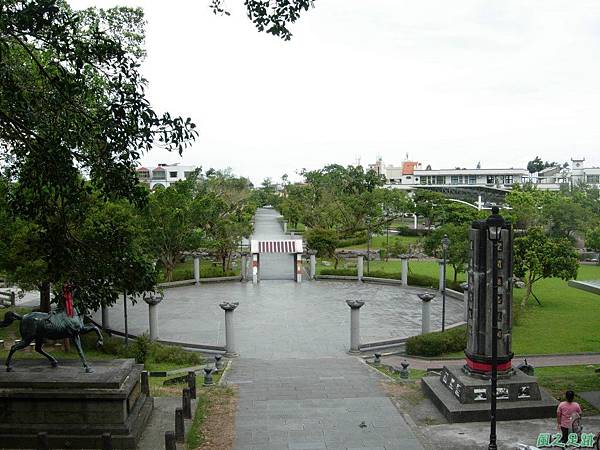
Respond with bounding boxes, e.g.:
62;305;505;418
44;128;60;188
250;239;304;284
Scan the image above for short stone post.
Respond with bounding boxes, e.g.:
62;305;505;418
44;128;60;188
220;302;239;357
373;353;381;366
400;256;409;286
10;291;15;306
188;371;197;399
165;431;176;450
37;431;49;450
357;256;364;282
101;432;113;450
346;299;365;353
438;259;445;292
252;253;259;284
203;367;214;386
460;282;469;322
413;213;418;229
143;291;164;341
194;255;200;285
241;253;247;281
101;304;110;330
418;293;435;335
399;360;410;379
175;408;185;443
309;253;316;279
141;370;150;396
182;387;192;419
215;354;223;370
283;221;288;233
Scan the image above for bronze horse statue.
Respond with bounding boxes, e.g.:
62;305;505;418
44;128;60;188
0;285;103;373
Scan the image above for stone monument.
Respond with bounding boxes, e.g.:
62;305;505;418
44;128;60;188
422;210;557;422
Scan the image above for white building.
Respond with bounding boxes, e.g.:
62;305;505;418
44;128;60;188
136;163;197;189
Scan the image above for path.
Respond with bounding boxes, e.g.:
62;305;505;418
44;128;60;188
228;209;425;449
254;207;295;280
382;353;600;370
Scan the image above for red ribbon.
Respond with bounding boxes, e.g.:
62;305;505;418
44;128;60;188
64;284;74;318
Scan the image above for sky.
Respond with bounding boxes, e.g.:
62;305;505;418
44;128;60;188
69;0;600;184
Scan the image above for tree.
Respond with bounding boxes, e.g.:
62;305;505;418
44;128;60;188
144;178;204;282
514;228;579;308
423;224;469;282
543;194;587;240
586;227;600;264
1;1;197;310
527;156;569;174
305;228;338;258
210;0;315;40
505;185;549;231
413;190;447;230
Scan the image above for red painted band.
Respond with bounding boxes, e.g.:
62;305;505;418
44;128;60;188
466;357;511;372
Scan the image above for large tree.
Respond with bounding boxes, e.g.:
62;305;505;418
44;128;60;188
0;1;197;310
423;223;469;282
514;227;579;308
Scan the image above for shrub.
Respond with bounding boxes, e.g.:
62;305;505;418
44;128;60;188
320;268;357;276
130;333;152;364
397;226;429;237
305;228;339;257
405;325;467;357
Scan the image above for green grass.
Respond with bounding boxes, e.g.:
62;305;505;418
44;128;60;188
159;259;238;282
369;363;427;381
338;235;420;250
186;390;210;449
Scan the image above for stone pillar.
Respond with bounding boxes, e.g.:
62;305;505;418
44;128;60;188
413;214;418;229
295;253;302;283
283;221;288;233
460;282;469;322
357;256;364;282
420;295;433;334
252;253;259;284
309;254;316;279
346;299;365;353
220;302;239;357
438;259;445;292
241;254;247;281
194;255;200;286
401;256;409;286
143;291;164;341
101;304;110;330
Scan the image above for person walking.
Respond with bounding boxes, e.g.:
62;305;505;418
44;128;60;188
557;390;582;444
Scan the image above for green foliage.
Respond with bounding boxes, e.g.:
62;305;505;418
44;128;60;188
405;325;467;357
423;223;469;282
131;333;152;364
0;1;196;311
413;190;447;229
586;226;600;252
305;228;339;257
514;227;579;307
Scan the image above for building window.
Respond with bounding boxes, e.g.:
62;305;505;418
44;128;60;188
138;170;149;180
169;171;178;178
587;175;600;184
152;171;166;180
505;175;513;184
468;175;476;185
487;175;495;185
436;176;446;184
451;175;459;184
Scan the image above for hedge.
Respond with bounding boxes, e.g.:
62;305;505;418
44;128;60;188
405;325;467;357
319;268;462;291
397;227;430;237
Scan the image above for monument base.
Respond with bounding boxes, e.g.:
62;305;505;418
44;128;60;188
422;365;557;423
0;359;153;449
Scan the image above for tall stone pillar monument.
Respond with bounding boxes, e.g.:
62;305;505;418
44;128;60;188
421;210;557;423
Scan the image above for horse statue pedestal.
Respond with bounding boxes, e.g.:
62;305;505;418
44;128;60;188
0;358;152;449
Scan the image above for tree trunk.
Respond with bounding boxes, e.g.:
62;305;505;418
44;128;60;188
165;264;174;282
521;277;533;308
453;265;458;282
40;281;51;313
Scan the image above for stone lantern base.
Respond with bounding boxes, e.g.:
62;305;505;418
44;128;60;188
422;365;557;423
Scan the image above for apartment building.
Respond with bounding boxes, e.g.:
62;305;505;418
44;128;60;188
136;163;197;189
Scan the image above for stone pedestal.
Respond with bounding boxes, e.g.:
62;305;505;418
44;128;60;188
400;256;409;286
193;256;200;286
0;359;153;448
309;254;316;280
357;256;364;282
143;291;164;341
252;253;259;284
422;365;556;423
346;300;365;353
220;302;239;357
241;254;247;281
421;299;431;334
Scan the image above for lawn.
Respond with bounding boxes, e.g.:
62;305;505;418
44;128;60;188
337;234;421;251
159;258;239;282
534;365;600;414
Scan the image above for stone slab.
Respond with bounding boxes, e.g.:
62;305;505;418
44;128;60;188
0;358;135;389
579;391;600;410
422;370;557;423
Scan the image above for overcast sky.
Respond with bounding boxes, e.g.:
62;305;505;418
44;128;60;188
70;0;600;184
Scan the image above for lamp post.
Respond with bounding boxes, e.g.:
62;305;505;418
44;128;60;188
441;234;450;332
487;206;505;450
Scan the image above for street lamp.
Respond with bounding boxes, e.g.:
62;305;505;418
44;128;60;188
486;206;505;450
441;234;450;332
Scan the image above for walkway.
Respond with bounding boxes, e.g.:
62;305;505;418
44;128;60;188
254;208;295;280
228;209;424;449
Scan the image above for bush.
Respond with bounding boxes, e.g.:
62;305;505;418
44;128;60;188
320;268;357;276
397;226;429;237
405;325;467;357
305;228;339;257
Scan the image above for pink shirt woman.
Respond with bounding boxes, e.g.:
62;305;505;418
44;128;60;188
557;390;582;443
